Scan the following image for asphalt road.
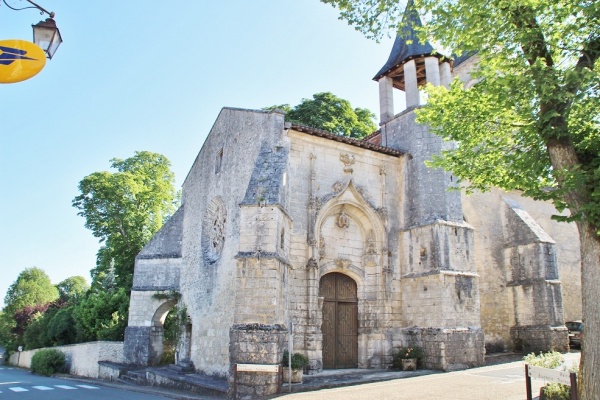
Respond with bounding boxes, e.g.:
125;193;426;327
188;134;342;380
0;366;173;400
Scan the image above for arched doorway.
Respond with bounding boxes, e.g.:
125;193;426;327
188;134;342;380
319;273;358;369
149;300;177;366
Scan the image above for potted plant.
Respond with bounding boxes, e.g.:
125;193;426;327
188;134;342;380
282;351;309;383
394;346;423;371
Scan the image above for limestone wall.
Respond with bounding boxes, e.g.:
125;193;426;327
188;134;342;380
285;129;402;369
8;341;124;378
463;188;581;351
179;108;287;376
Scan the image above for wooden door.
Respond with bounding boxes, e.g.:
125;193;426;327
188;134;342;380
320;273;358;369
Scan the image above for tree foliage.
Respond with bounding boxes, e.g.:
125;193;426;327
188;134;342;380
56;276;89;303
72;151;178;290
321;0;599;398
266;92;377;139
72;287;129;342
3;267;59;317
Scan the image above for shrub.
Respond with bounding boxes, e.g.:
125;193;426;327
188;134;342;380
31;349;66;376
282;351;309;370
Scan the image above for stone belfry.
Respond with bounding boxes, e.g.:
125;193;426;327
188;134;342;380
373;0;485;369
373;0;452;122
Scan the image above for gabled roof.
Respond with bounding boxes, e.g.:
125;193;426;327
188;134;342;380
373;0;436;81
291;124;404;157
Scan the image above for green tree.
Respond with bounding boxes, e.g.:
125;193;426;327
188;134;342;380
322;0;599;397
56;276;89;303
46;307;77;346
72;151;177;290
3;267;59;317
266;92;377;139
72;288;129;342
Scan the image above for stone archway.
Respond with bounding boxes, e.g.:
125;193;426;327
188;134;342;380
320;273;358;369
149;300;177;366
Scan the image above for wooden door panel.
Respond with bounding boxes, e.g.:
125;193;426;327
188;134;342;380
322;300;336;369
320;273;358;369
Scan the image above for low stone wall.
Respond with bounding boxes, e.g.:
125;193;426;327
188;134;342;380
8;341;125;378
229;323;287;399
403;327;485;371
511;325;569;353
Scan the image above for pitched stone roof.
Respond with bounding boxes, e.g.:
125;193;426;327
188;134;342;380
136;206;184;259
373;0;435;81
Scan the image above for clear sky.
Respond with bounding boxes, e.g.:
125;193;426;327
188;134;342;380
0;1;401;307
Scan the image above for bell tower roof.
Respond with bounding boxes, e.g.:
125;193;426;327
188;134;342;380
373;0;440;89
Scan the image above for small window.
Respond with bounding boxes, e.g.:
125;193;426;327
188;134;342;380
280;228;285;250
215;149;223;174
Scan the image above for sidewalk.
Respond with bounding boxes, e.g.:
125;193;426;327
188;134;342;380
276;351;581;400
59;351;580;400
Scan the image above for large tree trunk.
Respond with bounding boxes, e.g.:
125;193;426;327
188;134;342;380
578;222;600;400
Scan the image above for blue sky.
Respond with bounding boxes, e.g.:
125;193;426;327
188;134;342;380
0;1;400;306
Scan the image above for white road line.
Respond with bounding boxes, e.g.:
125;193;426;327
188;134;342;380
54;385;77;390
9;387;28;392
76;384;99;389
33;385;54;390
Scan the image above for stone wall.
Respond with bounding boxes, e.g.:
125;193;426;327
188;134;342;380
179;108;287;376
9;341;125;378
229;324;287;399
462;189;578;352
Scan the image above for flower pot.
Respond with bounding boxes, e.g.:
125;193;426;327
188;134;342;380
283;367;303;383
401;358;417;371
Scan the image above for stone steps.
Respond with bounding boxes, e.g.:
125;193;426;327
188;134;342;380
117;369;148;385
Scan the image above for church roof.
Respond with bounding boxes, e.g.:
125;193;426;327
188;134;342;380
291;124;404;157
373;0;436;81
136;206;184;260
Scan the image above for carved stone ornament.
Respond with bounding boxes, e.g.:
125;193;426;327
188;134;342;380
335;258;351;270
307;258;318;269
339;153;355;173
337;208;350;229
365;230;377;255
202;198;227;264
319;236;326;259
332;181;344;193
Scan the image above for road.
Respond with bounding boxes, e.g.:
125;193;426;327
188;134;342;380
0;366;173;400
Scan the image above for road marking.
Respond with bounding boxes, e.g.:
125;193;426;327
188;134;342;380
33;385;54;390
9;387;28;392
77;384;99;389
54;385;77;389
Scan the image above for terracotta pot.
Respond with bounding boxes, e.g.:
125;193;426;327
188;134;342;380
282;367;303;383
401;358;417;371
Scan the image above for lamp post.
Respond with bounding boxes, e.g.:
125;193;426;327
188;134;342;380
2;0;62;59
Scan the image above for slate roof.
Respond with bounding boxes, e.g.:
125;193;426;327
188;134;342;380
373;0;436;81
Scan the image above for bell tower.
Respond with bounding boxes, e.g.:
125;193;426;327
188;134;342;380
373;0;452;122
373;0;485;370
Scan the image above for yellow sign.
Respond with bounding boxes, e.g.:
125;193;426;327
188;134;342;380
0;40;46;84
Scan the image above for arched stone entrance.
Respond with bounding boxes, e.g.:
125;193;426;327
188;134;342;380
149;300;177;366
319;273;358;369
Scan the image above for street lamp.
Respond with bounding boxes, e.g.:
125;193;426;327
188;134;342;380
32;17;62;59
2;0;62;59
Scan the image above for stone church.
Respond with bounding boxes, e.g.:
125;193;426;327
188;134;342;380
123;2;581;397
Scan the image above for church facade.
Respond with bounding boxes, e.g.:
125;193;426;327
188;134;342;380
122;4;581;397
